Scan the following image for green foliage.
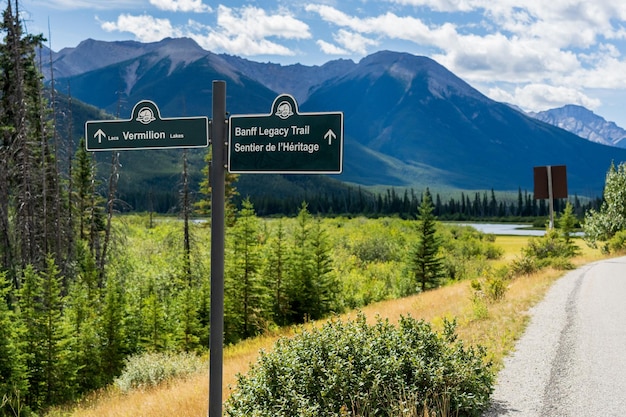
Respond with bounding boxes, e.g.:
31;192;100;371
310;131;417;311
607;230;626;253
469;266;509;321
0;273;28;417
584;162;626;247
285;203;340;323
557;202;578;243
439;226;503;282
225;198;271;343
509;255;538;276
0;207;508;412
523;228;578;268
225;314;494;417
410;191;444;292
114;351;205;393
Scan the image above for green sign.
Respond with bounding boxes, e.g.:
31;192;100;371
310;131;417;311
85;100;209;151
228;94;343;173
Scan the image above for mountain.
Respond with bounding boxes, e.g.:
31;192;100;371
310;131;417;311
219;55;356;104
302;51;626;194
43;39;626;205
529;105;626;148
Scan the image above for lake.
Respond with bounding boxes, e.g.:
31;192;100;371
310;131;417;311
451;223;547;236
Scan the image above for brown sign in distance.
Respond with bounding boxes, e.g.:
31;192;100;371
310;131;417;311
534;165;568;199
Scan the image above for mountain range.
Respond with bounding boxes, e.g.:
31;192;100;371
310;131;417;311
41;38;626;207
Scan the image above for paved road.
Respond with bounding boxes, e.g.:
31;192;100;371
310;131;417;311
484;256;626;416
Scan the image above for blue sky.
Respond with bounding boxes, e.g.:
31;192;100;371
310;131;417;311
20;0;626;128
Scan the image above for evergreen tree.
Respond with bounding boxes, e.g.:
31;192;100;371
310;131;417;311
140;278;167;351
72;138;104;247
308;217;339;319
99;273;126;381
175;286;201;351
63;256;103;394
558;202;577;244
18;257;75;409
286;203;316;323
224;198;269;342
263;220;290;326
39;256;76;405
410;190;444;292
0;272;28;415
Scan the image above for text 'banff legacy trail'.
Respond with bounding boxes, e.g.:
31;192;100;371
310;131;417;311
228;94;343;174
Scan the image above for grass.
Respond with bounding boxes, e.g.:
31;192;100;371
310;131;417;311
48;236;607;417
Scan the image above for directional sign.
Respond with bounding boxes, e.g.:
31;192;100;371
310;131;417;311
228;94;343;174
85;100;209;151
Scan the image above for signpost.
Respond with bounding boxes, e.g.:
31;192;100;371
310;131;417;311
85;100;208;151
87;91;344;417
228;94;343;173
534;165;568;229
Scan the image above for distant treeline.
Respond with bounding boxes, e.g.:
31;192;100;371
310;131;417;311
121;185;600;220
236;187;600;220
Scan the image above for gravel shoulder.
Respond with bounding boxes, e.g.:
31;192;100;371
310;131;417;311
484;256;626;416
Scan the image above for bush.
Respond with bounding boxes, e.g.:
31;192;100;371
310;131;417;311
114;351;205;392
523;229;578;260
510;255;537;276
608;230;626;253
225;314;494;417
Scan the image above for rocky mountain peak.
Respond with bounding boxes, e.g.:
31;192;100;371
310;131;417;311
530;105;626;148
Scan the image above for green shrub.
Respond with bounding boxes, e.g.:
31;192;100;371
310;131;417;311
114;351;205;392
510;255;537;276
523;229;578;260
225;313;494;417
608;230;626;253
545;257;575;271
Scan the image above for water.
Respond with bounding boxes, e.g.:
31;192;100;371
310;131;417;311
451;223;547;236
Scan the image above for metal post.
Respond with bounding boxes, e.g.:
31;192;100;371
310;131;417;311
209;80;226;417
547;165;554;229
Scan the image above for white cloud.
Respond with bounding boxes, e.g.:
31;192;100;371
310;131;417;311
99;5;311;57
488;83;602;112
307;2;626;93
316;40;349;55
149;0;211;13
333;30;379;55
100;14;182;42
215;5;310;41
187;6;311;56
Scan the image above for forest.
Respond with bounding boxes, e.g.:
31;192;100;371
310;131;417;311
0;1;612;415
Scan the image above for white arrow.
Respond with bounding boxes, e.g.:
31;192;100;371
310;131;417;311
94;129;106;144
324;129;336;145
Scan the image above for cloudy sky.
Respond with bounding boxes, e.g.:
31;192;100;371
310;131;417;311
20;0;626;127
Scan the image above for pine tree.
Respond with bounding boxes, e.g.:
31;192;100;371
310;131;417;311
39;256;76;405
18;257;76;409
308;217;339;319
285;203;313;323
72;138;104;246
0;272;28;415
263;220;290;326
140;277;167;351
175;286;201;351
224;198;269;342
410;190;444;292
99;273;126;381
63;259;103;394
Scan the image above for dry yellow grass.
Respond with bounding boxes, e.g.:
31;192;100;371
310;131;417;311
50;236;607;417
